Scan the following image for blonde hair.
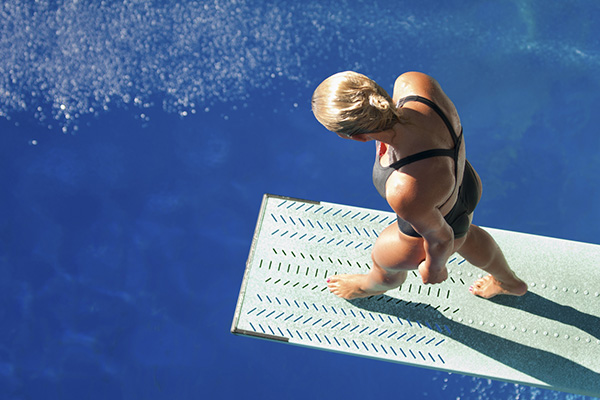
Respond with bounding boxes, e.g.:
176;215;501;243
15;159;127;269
311;71;400;137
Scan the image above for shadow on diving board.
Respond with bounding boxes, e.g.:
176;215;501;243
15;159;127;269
231;194;600;397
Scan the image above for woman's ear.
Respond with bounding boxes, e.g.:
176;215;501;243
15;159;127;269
347;133;373;142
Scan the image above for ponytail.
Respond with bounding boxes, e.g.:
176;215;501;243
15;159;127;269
312;71;401;137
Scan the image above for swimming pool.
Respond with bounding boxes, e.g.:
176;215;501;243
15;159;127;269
1;1;599;399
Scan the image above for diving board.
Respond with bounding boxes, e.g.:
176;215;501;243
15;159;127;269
231;194;600;397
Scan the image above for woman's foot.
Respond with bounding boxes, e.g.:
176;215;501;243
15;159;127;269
327;274;387;300
469;274;528;299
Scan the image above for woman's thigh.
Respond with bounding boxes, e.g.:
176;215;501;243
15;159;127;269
371;224;426;271
372;219;471;271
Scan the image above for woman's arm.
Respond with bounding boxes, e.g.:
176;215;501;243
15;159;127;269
414;210;454;284
386;164;455;284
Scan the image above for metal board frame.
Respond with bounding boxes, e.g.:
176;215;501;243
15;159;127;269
232;194;600;397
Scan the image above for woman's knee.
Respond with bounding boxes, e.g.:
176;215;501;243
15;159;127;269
457;224;496;267
370;261;409;287
371;227;424;270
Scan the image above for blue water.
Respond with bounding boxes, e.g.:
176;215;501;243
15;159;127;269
1;1;599;399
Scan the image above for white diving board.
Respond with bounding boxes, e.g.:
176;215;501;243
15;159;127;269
231;194;600;397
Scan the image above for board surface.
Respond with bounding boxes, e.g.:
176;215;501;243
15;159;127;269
232;194;600;397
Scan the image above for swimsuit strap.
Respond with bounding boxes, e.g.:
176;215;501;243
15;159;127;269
388;148;455;170
396;95;460;142
390;95;463;174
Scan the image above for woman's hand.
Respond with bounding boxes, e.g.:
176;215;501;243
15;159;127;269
418;260;448;284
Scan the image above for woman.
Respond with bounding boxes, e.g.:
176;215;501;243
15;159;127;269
311;71;527;300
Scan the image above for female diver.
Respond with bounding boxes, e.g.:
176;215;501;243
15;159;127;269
311;71;527;300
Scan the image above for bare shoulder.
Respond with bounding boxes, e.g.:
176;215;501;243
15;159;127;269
395;71;439;86
393;71;460;127
393;72;442;98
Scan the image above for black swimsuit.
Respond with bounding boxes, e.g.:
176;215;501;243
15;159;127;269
372;95;480;239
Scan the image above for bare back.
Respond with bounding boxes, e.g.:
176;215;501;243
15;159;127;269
382;72;467;218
